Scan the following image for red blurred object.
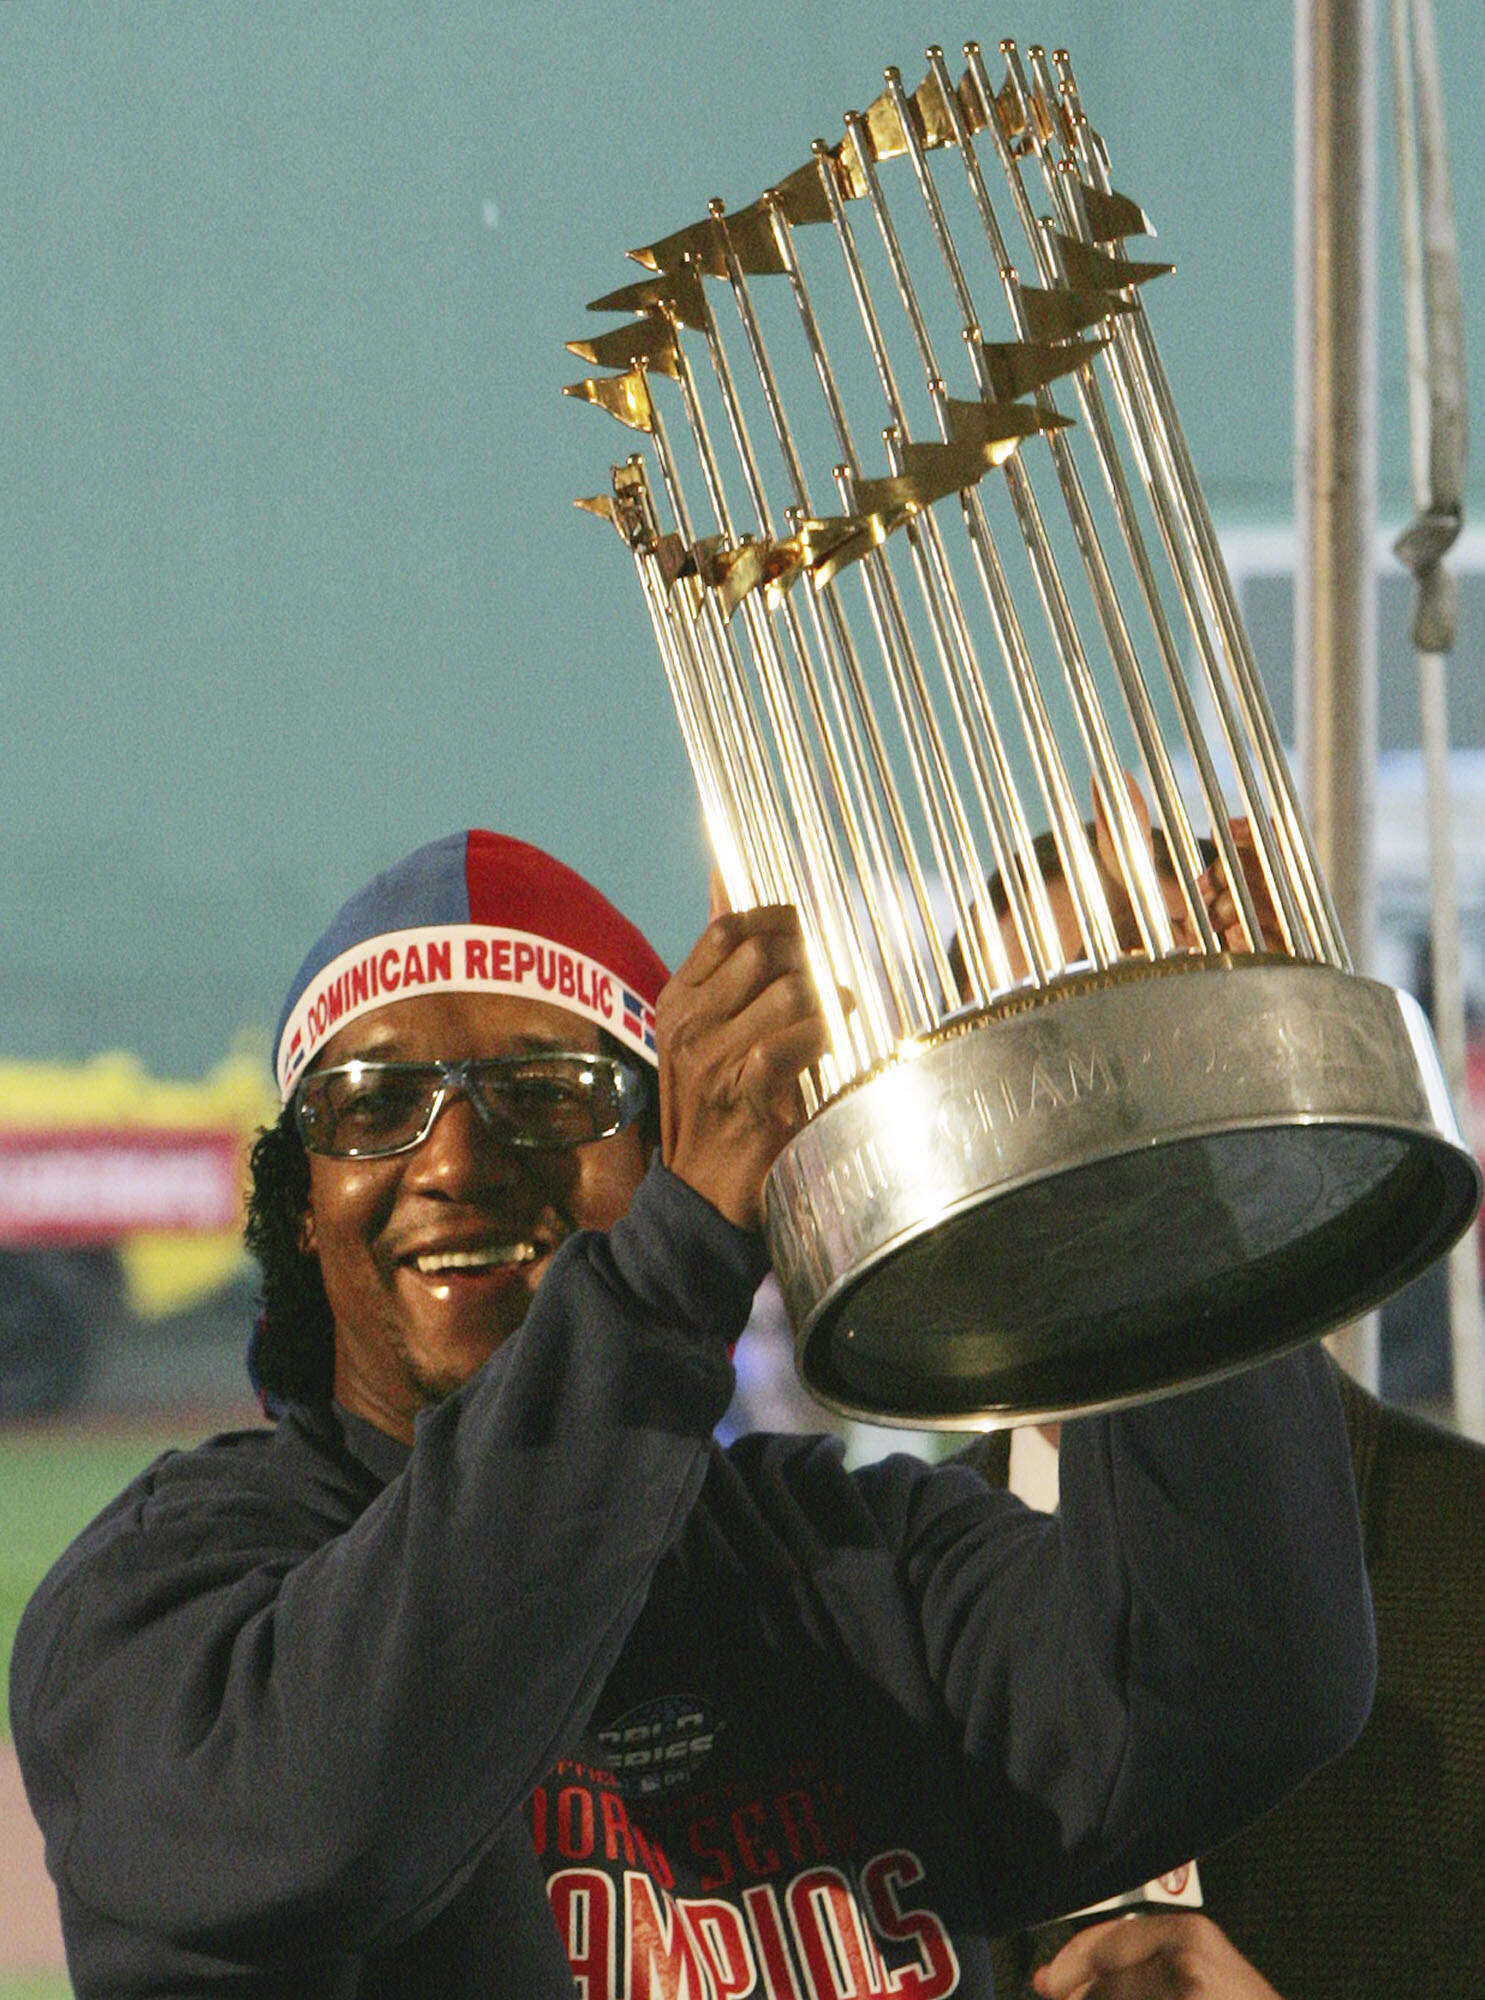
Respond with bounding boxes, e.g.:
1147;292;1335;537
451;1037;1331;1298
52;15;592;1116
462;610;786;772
0;1129;243;1246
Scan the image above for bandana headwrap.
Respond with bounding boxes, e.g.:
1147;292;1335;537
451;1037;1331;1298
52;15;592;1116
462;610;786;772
273;831;669;1099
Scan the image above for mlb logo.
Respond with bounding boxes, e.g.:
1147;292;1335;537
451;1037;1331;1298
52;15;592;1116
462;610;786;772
622;987;657;1053
283;1030;306;1085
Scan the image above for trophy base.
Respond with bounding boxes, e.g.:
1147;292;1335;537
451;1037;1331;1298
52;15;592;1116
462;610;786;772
764;960;1482;1428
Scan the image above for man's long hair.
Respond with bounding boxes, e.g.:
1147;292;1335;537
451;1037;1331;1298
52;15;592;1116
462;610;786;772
245;1106;336;1407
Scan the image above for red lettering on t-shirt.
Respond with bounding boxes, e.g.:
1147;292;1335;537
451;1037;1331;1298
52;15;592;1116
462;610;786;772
624;1872;709;2000
776;1788;826;1866
558;1784;596;1861
741;1883;806;2000
732;1801;780;1879
787;1867;885;1999
679;1898;758;2000
601;1789;638;1868
860;1852;960;1999
687;1815;734;1894
549;1867;614;2000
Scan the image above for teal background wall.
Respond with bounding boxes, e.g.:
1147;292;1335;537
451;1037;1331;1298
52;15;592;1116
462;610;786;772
2;3;1481;1076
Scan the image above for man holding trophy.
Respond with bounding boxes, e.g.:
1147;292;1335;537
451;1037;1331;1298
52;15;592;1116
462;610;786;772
11;825;1376;1996
16;34;1481;2000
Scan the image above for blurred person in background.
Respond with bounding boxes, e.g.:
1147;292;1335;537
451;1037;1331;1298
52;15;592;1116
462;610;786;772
969;787;1484;1998
976;1362;1485;1999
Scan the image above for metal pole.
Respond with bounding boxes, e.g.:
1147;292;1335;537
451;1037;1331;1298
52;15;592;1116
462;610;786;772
1296;0;1381;1389
1389;0;1483;1436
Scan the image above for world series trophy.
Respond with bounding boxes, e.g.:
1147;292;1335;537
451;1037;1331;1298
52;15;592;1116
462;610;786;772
567;39;1481;1427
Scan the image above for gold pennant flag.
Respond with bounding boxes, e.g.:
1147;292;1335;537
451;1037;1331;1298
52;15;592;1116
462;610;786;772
630;215;725;278
574;494;622;532
853;398;1065;516
794;510;898;590
587;261;710;332
1081;184;1155;244
981;335;1104;401
858;85;916;165
567;314;682;379
714;199;789;277
766;156;840;229
1019;285;1133;343
562;371;656;433
952;64;992;138
693;537;774;617
1053;232;1172;294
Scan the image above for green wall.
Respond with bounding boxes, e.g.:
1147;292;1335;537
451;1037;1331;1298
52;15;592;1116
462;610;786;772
2;3;1481;1075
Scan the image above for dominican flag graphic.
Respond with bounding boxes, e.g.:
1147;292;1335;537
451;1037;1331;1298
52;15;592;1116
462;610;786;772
622;985;657;1054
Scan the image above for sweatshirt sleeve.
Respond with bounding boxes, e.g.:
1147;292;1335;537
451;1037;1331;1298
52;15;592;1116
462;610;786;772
855;1342;1376;1926
9;1160;767;1961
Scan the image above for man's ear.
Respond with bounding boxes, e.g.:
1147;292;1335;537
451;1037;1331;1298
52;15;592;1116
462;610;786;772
298;1207;317;1257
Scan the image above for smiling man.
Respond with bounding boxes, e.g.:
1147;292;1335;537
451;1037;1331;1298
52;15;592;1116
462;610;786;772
11;829;1376;2000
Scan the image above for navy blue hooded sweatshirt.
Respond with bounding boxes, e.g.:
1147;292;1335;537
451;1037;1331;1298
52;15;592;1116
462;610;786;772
10;1163;1374;1997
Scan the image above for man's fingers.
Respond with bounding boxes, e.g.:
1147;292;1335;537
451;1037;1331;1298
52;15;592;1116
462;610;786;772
1034;1915;1174;1997
1034;1912;1283;2000
671;903;806;993
657;904;830;1229
675;961;828;1098
707;867;732;924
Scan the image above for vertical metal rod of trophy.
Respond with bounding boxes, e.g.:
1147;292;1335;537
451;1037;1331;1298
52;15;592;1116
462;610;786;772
797;153;1019;1005
642;390;803;919
618;438;767;911
854;83;1088;983
1038;69;1325;961
826;119;1093;989
840;155;1081;981
1040;45;1347;967
818;139;1025;1000
637;351;840;1102
748;184;1064;996
831;81;1108;983
801;146;1085;995
627;504;751;904
961;41;1259;953
990;41;1288;958
683;259;899;1070
709;203;930;1049
926;46;1223;958
886;59;1203;964
843;105;1145;974
844;113;1096;988
668;304;867;1079
766;169;998;1016
760;193;951;1033
649;562;783;912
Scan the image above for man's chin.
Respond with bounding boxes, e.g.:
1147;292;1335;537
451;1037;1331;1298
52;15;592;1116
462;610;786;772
396;1296;538;1410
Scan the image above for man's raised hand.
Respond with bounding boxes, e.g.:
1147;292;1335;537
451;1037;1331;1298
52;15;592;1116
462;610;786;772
656;883;829;1230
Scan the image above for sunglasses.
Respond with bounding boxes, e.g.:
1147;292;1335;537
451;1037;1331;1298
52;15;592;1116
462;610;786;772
293;1052;649;1159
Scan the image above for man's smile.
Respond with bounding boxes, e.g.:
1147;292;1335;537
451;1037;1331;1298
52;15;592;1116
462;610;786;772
410;1242;541;1275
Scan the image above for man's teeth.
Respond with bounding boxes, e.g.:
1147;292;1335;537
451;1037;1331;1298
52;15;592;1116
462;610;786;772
414;1244;538;1274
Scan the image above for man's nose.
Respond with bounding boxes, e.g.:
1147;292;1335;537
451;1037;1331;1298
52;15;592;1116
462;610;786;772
405;1088;523;1193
